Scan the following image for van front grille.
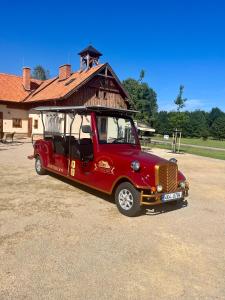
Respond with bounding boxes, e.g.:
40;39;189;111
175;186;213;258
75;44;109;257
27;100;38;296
155;163;178;192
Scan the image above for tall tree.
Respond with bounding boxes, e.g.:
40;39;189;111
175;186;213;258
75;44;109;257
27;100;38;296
167;85;188;134
122;76;158;126
208;107;225;127
139;69;145;82
187;110;209;138
155;111;170;135
174;85;187;112
32;65;50;80
211;115;225;140
168;111;190;134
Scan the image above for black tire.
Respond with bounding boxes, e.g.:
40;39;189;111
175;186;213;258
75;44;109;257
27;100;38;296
35;156;47;175
115;182;142;217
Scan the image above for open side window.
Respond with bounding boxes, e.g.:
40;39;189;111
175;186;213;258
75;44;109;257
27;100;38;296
66;114;94;161
41;112;94;161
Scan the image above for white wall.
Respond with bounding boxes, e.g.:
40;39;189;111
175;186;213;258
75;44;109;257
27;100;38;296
66;114;91;138
0;104;28;134
28;110;44;135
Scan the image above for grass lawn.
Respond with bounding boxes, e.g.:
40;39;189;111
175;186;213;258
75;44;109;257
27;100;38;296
150;143;225;160
152;136;225;149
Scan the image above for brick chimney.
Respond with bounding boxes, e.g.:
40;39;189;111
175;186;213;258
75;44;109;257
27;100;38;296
22;67;31;91
59;64;71;81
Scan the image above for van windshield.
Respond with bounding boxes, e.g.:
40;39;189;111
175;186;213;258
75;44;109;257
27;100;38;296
96;115;137;144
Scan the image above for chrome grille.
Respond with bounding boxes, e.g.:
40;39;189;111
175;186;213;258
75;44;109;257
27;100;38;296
155;163;178;192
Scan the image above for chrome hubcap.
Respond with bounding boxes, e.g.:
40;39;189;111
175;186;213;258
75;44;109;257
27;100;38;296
36;158;41;172
118;189;134;210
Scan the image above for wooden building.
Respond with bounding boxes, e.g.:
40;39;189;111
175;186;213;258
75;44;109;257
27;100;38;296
0;46;131;137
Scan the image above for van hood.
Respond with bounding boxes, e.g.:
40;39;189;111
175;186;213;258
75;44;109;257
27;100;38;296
111;147;168;166
108;147;186;181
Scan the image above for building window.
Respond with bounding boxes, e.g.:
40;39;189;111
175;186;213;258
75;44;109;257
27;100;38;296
12;118;22;128
97;117;107;142
100;117;107;133
103;91;107;99
96;90;100;98
34;120;38;129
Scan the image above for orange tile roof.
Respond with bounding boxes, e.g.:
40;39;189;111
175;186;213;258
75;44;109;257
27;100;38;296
0;73;42;102
0;63;129;105
24;64;105;103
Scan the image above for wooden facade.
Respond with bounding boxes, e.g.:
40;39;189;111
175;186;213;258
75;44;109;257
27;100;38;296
25;65;129;110
60;77;127;109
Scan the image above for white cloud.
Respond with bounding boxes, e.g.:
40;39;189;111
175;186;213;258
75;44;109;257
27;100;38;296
159;98;205;112
185;99;204;111
159;103;176;111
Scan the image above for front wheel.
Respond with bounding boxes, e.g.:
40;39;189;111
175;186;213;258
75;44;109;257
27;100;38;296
35;156;47;175
115;182;142;217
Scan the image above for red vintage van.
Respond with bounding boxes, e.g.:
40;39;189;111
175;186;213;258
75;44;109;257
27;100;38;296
30;106;189;217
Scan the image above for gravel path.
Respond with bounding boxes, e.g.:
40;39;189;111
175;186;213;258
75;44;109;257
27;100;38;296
0;142;225;299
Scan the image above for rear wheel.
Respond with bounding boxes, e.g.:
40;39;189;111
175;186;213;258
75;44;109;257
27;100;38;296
35;156;47;175
115;182;142;217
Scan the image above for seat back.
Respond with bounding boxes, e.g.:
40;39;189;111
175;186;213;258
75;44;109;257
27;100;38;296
53;135;66;155
79;138;93;161
64;136;82;159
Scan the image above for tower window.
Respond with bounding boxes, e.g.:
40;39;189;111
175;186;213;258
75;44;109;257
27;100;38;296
103;92;107;100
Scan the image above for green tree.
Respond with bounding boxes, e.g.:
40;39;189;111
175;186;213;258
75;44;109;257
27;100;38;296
32;65;50;80
211;115;225;140
168;111;190;134
155;111;169;135
139;69;145;82
187;110;209;138
208;107;225;127
174;85;187;111
122;76;158;126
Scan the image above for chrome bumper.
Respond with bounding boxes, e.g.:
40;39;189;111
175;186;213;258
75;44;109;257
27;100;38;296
140;188;189;206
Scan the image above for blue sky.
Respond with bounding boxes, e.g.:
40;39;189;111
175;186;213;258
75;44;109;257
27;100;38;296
1;0;225;112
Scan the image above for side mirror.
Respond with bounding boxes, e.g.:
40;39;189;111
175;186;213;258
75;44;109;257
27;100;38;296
82;125;92;134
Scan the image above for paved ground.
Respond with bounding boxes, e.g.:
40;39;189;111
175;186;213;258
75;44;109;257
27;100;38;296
0;141;225;299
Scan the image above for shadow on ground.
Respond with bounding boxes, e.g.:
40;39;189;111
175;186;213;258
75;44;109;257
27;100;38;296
48;172;114;205
145;199;188;216
48;172;188;216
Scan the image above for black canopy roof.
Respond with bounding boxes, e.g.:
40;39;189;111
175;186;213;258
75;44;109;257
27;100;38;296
35;105;138;115
78;45;102;57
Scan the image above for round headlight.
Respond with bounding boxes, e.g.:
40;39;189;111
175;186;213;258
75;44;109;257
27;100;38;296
131;160;140;171
179;181;186;189
156;185;163;192
169;158;177;164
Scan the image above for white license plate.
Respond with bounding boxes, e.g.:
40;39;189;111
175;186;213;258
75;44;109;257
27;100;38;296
162;191;183;202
